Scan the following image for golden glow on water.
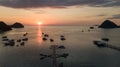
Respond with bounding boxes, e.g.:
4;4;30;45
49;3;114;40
37;26;42;44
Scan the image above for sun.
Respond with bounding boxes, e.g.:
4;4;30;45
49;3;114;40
37;21;42;25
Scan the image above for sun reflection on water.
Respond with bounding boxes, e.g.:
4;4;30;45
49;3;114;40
37;26;42;44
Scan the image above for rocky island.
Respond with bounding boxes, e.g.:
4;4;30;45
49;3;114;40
0;21;24;33
0;21;12;32
11;22;24;28
99;20;119;28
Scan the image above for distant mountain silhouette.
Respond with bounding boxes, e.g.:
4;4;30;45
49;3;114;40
99;20;118;28
11;22;24;28
0;21;24;33
0;21;12;32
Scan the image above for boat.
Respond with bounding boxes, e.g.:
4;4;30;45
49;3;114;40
101;38;109;41
93;40;107;47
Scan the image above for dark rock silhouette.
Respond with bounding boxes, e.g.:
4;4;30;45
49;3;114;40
99;20;118;28
0;21;12;32
11;22;24;28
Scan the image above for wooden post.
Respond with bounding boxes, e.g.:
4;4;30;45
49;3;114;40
51;45;57;67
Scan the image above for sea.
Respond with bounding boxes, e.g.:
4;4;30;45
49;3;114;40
0;26;120;67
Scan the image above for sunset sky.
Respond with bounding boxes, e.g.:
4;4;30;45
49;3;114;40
0;0;120;26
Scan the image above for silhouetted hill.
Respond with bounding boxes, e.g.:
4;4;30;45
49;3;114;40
11;22;24;28
0;21;12;32
99;20;118;28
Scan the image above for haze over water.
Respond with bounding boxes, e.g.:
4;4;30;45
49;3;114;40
0;26;120;67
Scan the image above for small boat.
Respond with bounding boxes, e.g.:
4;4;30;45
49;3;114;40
101;38;109;41
40;54;47;57
88;30;90;32
58;45;66;49
44;34;49;37
50;38;54;42
60;37;66;41
60;35;64;38
81;30;84;32
4;43;10;46
23;34;26;36
2;36;7;39
22;38;28;41
59;53;69;58
17;39;21;42
2;38;9;41
16;45;19;47
90;27;94;29
42;37;47;41
20;42;25;46
4;40;15;46
23;32;28;36
25;32;28;35
42;33;44;35
40;57;45;60
93;40;107;47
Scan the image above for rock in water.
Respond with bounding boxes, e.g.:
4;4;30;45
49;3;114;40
11;22;24;28
99;20;118;28
0;21;12;32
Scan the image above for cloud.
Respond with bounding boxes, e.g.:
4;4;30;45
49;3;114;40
0;0;120;8
108;14;120;19
96;0;120;7
96;14;107;17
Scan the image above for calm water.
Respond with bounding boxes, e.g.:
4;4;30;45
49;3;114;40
0;26;120;67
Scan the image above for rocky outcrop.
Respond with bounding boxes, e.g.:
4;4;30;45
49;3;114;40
0;21;12;32
99;20;118;28
11;22;24;28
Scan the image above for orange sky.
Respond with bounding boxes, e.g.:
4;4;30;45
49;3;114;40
0;6;120;26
